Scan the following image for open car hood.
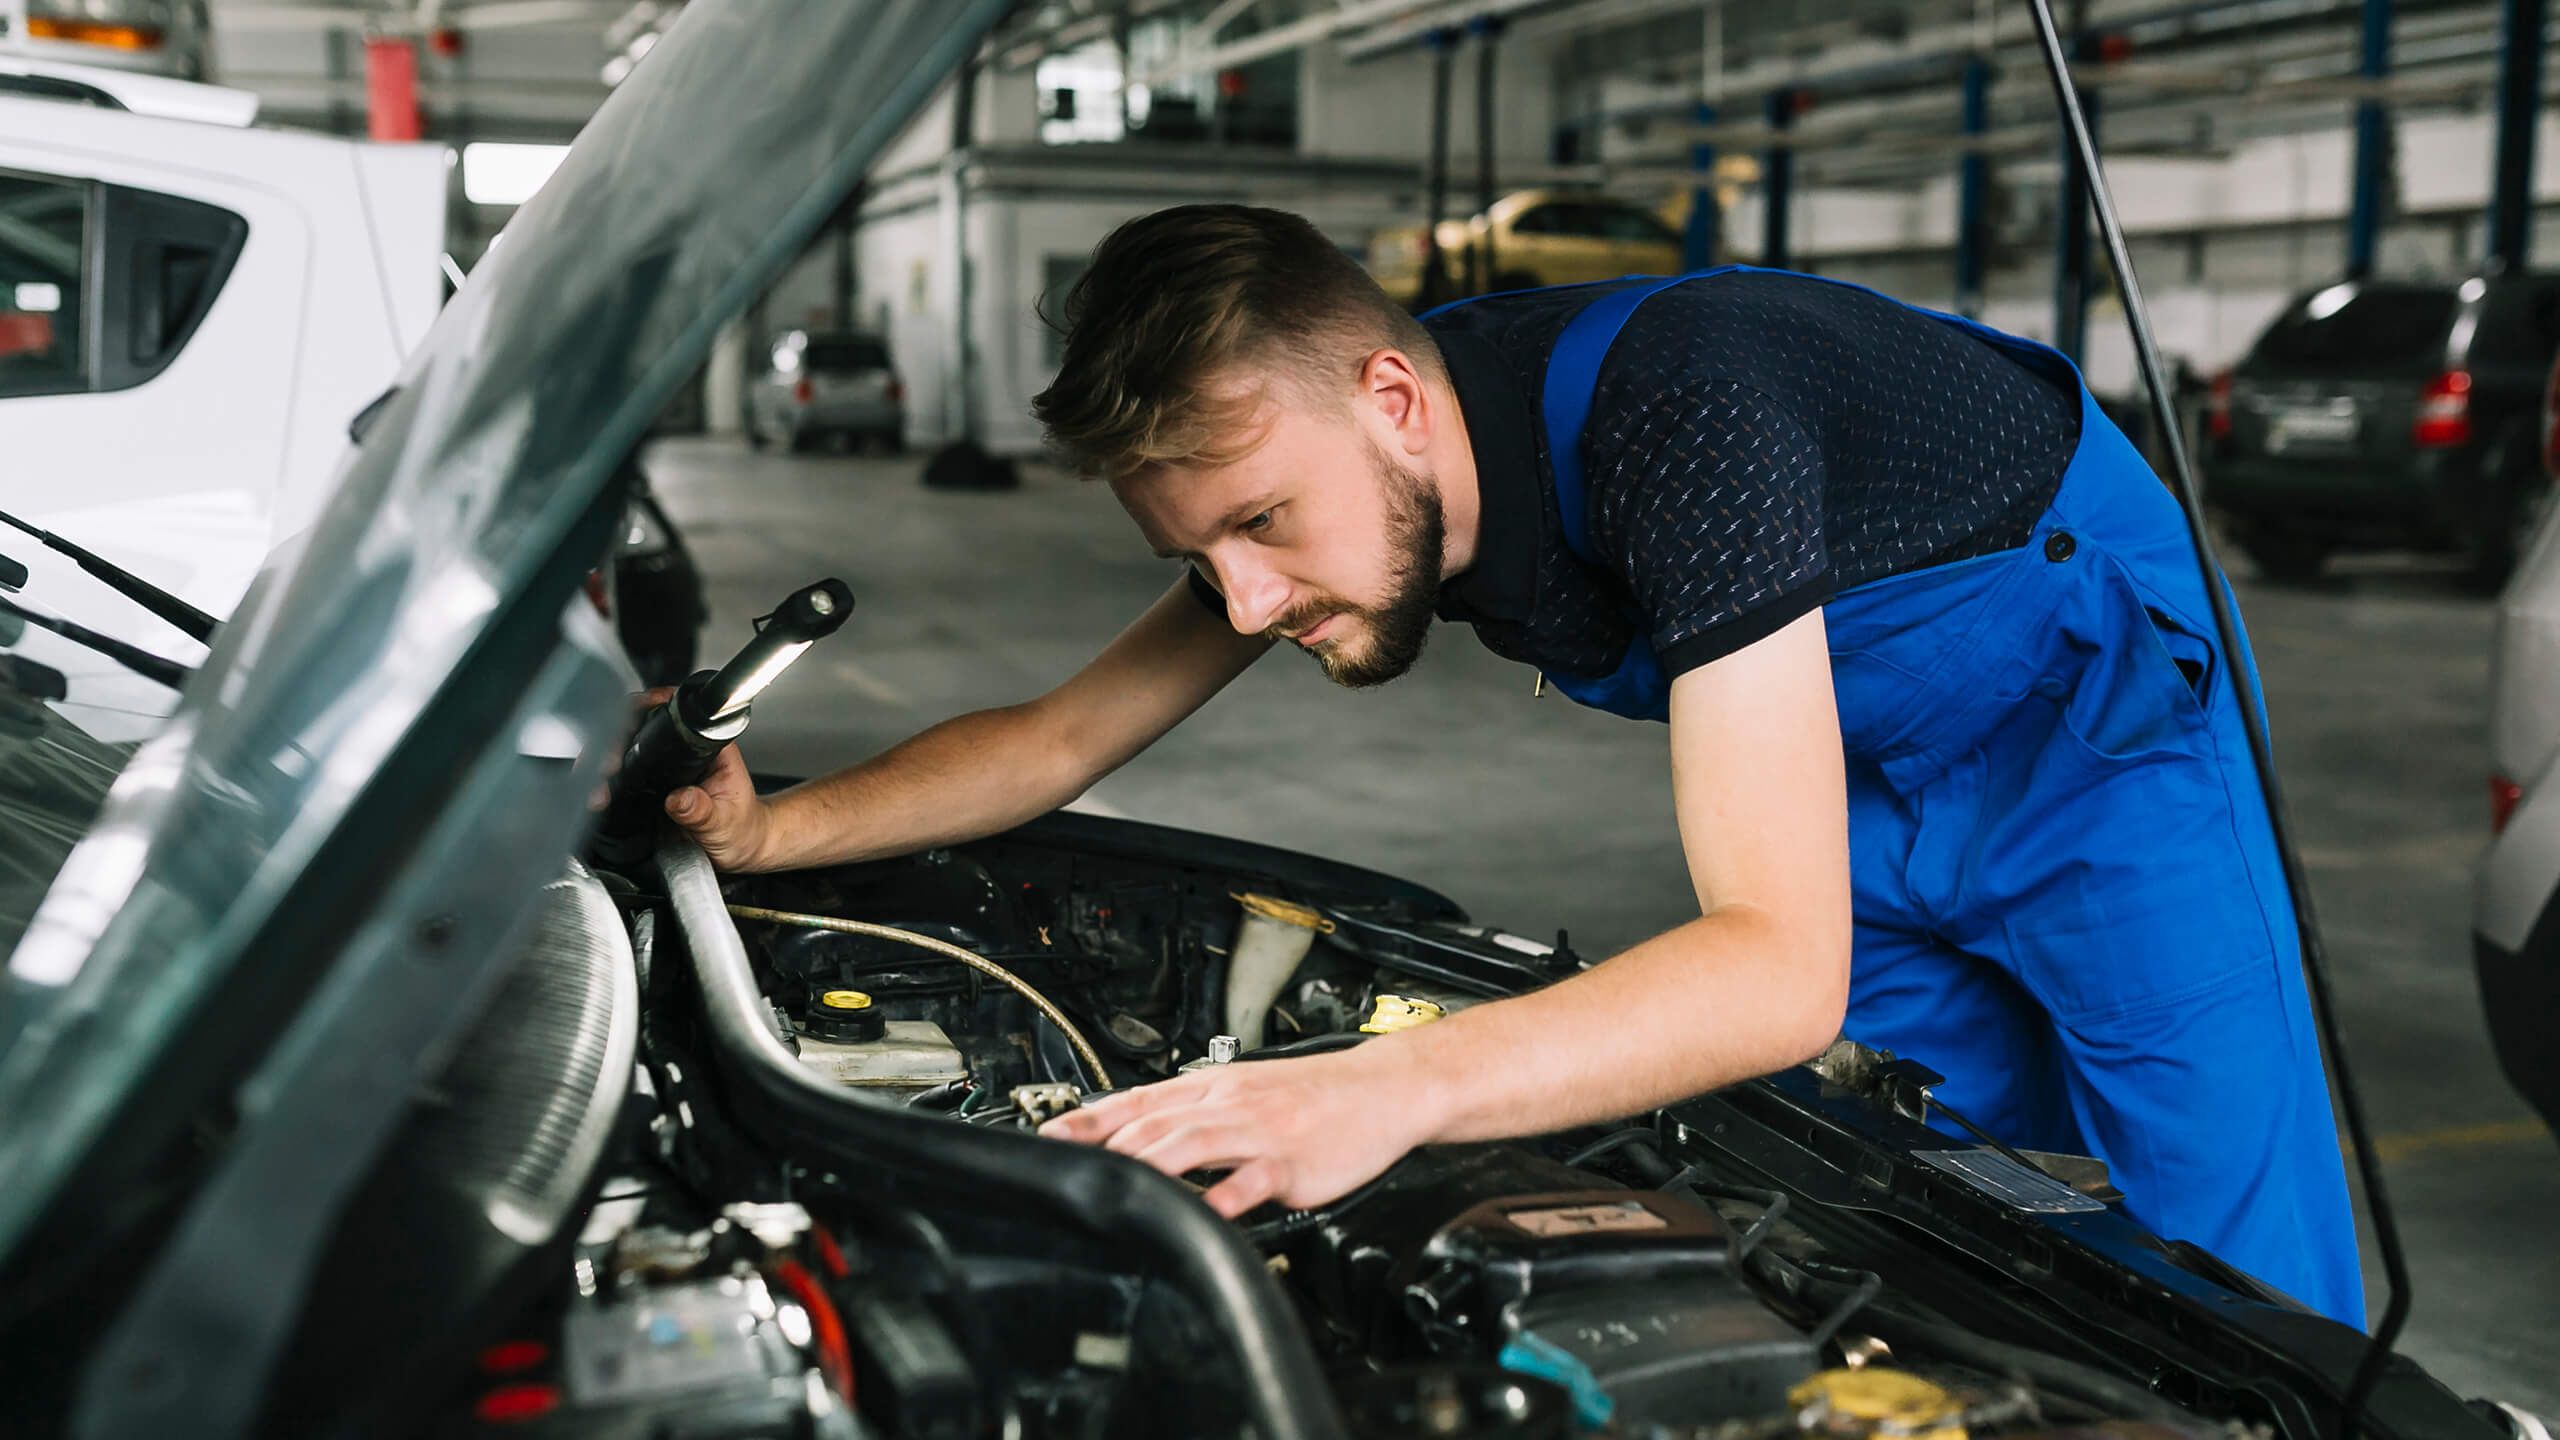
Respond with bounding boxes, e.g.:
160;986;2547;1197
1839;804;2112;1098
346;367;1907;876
0;0;1009;1277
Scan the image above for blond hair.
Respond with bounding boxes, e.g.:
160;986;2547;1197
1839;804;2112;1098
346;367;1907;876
1032;204;1443;481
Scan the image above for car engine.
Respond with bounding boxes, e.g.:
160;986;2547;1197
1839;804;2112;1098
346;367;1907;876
383;816;2320;1440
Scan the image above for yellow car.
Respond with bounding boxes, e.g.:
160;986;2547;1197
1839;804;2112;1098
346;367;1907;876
1366;188;1685;309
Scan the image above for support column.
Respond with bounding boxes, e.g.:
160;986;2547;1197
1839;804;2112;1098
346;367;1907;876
1684;102;1720;270
362;36;422;142
2487;0;2547;272
1419;27;1460;310
2347;0;2393;278
1762;89;1796;270
1956;54;1991;317
1471;14;1504;294
2052;36;2099;364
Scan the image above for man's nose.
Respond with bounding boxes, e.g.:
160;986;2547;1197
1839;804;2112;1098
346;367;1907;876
1213;556;1291;636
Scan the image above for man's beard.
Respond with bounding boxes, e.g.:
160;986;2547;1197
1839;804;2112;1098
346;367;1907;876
1270;446;1444;688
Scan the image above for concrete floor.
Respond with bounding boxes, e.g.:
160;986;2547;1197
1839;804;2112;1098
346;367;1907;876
646;436;2560;1412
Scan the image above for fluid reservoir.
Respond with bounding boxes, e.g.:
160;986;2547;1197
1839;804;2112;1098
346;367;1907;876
792;990;968;1095
1225;893;1333;1051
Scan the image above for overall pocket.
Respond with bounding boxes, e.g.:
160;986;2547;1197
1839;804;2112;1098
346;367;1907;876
2055;558;2218;770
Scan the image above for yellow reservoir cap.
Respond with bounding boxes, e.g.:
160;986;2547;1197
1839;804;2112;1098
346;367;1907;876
1787;1369;1966;1440
1359;994;1446;1034
1232;892;1335;933
819;990;874;1011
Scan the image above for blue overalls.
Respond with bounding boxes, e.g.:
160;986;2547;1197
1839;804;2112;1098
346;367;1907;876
1468;268;2366;1326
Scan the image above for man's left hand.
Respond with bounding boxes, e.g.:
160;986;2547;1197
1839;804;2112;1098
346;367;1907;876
1038;1047;1432;1218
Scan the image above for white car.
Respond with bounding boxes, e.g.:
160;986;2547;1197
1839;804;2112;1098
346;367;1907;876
2475;428;2560;1141
0;57;445;733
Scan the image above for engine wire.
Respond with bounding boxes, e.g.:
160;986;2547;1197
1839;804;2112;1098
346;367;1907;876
725;903;1114;1091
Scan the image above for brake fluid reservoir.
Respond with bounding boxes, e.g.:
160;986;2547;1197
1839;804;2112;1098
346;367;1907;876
793;991;968;1092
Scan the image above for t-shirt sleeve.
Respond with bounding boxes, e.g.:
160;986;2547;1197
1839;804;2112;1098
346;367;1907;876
1584;377;1834;679
1185;564;1226;616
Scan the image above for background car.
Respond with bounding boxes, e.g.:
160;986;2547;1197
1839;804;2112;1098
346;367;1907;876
2205;273;2560;588
2471;369;2560;1144
1365;186;1683;310
747;327;907;452
0;57;703;694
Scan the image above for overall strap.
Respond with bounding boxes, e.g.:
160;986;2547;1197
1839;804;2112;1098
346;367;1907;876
1540;271;1733;562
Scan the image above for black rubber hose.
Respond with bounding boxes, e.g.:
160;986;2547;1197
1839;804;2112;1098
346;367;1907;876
659;836;1347;1440
1236;1030;1370;1060
1561;1126;1659;1168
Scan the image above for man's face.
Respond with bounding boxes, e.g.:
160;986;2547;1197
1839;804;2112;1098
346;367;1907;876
1113;385;1445;688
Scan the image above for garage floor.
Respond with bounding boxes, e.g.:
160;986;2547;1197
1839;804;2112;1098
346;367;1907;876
646;437;2560;1412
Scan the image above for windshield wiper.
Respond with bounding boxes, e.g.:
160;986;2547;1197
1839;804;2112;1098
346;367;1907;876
0;507;217;645
0;593;191;691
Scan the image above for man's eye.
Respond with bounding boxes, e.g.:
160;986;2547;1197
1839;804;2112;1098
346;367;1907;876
1241;510;1275;535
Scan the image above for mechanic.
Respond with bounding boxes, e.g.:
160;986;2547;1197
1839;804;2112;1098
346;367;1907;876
666;204;2365;1326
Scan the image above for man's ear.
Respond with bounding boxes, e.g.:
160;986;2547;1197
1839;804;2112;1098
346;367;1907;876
1360;348;1433;456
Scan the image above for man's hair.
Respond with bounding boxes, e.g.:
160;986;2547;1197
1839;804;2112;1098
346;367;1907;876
1032;204;1443;481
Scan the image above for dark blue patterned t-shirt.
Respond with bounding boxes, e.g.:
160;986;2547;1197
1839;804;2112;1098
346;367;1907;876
1422;270;2081;683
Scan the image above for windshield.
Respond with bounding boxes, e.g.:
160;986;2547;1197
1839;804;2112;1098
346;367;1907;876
2249;282;2457;374
0;0;1014;1262
0;679;127;959
807;336;889;371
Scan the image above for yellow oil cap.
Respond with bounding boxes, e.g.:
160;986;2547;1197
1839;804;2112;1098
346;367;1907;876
819;989;874;1011
1787;1369;1966;1440
1359;994;1446;1033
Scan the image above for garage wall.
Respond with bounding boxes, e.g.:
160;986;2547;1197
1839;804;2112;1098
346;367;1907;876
1723;107;2560;386
1296;35;1560;173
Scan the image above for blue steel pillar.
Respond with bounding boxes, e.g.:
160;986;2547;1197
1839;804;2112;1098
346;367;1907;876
1763;89;1796;270
2347;0;2393;278
1956;55;1992;317
1685;102;1720;269
2052;38;2099;364
2487;0;2547;272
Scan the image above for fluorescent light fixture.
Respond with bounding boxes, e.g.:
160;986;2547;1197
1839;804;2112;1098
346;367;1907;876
461;142;571;207
12;282;61;312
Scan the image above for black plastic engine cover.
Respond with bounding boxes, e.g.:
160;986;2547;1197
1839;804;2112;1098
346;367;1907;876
1283;1146;1601;1358
1510;1280;1816;1428
1408;1189;1735;1345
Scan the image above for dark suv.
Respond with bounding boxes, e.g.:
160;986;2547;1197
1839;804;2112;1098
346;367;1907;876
2207;273;2560;588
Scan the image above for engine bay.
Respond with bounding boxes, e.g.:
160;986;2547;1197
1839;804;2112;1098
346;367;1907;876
384;815;2435;1440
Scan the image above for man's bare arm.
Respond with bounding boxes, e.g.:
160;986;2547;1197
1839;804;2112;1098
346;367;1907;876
1392;609;1853;1138
1040;611;1852;1216
669;578;1270;871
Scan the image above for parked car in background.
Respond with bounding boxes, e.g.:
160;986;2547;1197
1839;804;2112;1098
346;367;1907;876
2472;482;2560;1142
2205;273;2560;589
1366;187;1683;309
747;327;906;452
0;57;703;704
2469;352;2560;1142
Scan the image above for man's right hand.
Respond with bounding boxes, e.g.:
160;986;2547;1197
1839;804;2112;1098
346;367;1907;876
641;577;1268;877
665;740;772;871
634;686;775;872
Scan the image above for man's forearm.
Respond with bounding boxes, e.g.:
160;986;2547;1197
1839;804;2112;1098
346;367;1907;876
1367;908;1849;1144
749;702;1092;870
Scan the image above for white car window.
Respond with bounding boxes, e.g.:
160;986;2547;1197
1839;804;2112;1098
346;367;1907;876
0;166;246;398
0;170;88;398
